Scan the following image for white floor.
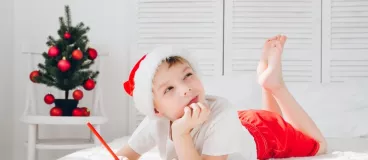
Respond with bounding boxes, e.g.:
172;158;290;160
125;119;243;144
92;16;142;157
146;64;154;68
58;136;368;160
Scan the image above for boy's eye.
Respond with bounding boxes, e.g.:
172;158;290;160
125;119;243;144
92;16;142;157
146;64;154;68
184;73;193;79
164;86;173;94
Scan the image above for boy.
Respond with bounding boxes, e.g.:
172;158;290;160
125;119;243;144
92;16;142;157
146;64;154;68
117;35;327;160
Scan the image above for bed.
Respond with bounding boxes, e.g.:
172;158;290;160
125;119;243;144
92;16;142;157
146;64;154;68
58;136;368;160
59;75;368;160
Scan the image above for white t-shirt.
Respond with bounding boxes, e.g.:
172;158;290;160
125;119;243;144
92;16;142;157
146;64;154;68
128;95;257;160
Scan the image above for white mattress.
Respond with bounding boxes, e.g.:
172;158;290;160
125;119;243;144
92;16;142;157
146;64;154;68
58;136;368;160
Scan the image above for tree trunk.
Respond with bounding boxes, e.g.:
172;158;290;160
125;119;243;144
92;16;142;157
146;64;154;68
65;90;69;99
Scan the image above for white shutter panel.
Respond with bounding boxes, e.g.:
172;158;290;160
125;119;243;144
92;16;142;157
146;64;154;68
131;0;223;76
322;0;368;83
224;0;322;83
129;0;224;132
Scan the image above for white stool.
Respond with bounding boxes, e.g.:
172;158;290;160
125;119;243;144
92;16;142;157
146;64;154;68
21;116;108;160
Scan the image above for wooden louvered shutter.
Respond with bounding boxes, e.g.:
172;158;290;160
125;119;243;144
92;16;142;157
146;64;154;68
129;0;224;132
130;0;224;76
224;0;322;83
322;0;368;83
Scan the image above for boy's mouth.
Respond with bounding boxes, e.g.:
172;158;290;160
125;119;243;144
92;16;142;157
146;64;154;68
188;96;199;106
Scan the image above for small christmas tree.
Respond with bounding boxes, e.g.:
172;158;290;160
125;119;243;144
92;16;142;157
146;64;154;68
29;5;99;116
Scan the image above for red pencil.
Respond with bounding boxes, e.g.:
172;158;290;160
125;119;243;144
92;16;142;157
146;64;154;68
87;122;119;160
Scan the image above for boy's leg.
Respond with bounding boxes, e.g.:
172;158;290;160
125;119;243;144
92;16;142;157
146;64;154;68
257;35;282;116
258;35;327;155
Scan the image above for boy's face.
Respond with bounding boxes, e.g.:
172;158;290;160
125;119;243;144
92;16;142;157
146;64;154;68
152;60;205;121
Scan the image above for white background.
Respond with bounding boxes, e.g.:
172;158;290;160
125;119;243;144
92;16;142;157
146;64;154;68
0;0;14;160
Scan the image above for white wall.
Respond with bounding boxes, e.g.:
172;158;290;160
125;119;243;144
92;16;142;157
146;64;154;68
0;0;14;159
13;0;132;159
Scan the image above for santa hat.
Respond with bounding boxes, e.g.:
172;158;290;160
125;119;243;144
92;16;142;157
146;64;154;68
123;45;201;119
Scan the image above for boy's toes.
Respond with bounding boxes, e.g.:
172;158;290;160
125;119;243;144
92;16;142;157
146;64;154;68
279;35;287;47
268;35;278;41
276;34;282;40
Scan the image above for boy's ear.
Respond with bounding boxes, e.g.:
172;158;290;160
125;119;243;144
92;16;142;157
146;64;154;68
154;108;164;117
153;100;164;117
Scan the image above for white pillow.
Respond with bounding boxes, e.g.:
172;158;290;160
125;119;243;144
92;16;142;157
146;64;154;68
297;81;368;138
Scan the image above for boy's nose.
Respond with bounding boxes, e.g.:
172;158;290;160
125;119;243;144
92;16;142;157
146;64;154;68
183;88;192;96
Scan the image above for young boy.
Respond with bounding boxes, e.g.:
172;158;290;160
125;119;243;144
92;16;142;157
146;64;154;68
117;35;327;160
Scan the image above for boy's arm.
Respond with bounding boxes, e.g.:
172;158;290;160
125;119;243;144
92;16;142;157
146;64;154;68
172;133;227;160
172;133;201;160
171;104;228;160
116;144;141;160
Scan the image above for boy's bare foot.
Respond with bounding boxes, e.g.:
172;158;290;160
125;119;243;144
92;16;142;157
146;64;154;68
257;35;278;76
257;35;287;93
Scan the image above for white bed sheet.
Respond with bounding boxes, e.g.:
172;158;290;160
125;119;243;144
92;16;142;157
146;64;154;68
58;136;368;160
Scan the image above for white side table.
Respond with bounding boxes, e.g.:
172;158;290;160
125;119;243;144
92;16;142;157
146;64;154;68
21;116;108;160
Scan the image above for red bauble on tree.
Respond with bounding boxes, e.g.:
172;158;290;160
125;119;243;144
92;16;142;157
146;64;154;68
29;70;40;83
87;48;98;60
48;46;60;57
73;89;83;100
50;107;63;116
83;79;95;90
80;107;90;116
58;57;71;72
64;32;71;39
72;49;83;60
72;108;84;116
44;93;55;104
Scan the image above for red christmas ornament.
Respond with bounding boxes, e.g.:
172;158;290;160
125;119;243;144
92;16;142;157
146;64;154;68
29;70;40;83
64;32;71;39
50;107;63;116
83;79;95;91
80;107;90;116
72;49;83;60
72;108;84;116
58;57;71;72
73;89;83;100
44;94;55;104
48;46;60;57
87;48;98;60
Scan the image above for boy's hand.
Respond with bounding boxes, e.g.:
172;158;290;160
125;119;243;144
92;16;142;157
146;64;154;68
172;102;210;137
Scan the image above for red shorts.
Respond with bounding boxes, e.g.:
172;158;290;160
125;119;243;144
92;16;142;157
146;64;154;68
238;110;320;159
